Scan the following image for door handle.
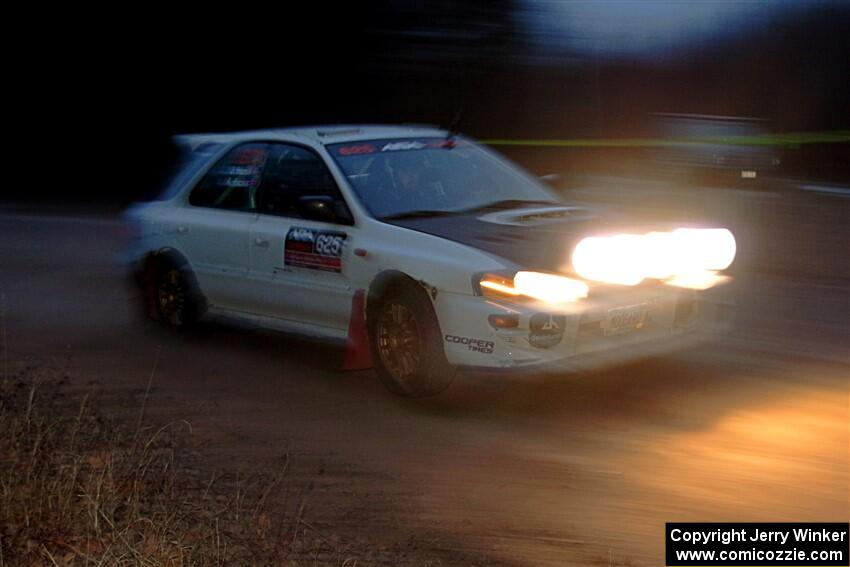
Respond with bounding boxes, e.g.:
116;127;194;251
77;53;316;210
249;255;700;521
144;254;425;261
254;237;270;248
176;225;189;234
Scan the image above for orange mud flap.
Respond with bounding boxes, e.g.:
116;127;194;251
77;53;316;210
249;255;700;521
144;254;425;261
341;289;373;370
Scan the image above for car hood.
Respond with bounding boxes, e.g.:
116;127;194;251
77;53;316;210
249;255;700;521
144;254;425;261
385;204;667;274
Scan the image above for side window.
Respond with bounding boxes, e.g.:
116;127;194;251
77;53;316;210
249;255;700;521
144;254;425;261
258;144;350;221
188;143;269;211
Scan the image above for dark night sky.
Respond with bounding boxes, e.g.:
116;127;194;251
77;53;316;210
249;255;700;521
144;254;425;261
13;1;850;203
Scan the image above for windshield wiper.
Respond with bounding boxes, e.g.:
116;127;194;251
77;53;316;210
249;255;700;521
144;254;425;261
462;199;562;213
379;209;462;221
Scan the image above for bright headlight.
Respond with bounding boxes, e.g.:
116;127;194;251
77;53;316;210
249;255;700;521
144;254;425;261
514;271;589;303
672;228;736;271
571;234;647;285
479;271;588;304
571;228;736;288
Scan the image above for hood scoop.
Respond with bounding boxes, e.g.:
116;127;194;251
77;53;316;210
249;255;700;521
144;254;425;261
477;206;582;227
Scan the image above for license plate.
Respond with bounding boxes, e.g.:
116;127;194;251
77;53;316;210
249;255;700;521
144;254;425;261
603;303;648;336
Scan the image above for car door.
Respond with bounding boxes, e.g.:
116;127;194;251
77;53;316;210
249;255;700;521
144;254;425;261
248;142;356;331
170;143;268;312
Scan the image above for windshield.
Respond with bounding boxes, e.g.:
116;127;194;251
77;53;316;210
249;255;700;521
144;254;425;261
327;137;559;219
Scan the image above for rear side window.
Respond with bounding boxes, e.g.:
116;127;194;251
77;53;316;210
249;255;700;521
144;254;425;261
157;142;223;201
188;143;269;211
257;143;348;219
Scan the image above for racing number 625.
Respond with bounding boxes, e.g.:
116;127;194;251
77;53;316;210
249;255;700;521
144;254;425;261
315;234;344;257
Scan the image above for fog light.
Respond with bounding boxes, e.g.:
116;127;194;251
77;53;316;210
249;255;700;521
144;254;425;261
488;314;519;329
528;313;566;348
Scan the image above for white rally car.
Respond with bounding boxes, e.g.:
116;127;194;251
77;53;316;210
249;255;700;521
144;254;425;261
122;125;736;397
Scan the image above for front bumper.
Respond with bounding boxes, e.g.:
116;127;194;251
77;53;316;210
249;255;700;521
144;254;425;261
435;284;734;372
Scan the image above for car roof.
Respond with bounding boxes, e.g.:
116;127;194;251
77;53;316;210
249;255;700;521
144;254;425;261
174;124;450;148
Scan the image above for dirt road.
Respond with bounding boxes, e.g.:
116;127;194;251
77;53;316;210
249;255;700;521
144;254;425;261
0;182;847;565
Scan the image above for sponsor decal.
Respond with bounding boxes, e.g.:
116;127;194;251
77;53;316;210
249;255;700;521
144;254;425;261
445;335;495;354
211;146;268;189
338;144;376;156
218;177;255;188
284;226;346;273
231;146;268;165
424;138;465;149
528;313;566;349
217;165;259;176
381;141;426;152
330;138;466;158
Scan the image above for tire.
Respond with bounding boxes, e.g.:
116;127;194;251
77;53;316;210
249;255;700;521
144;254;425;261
368;281;456;397
144;256;205;328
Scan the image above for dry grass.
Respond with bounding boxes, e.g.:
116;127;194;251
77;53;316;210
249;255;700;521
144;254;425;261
0;366;333;567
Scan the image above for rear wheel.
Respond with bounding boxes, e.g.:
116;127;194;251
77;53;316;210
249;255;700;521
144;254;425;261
144;257;205;328
369;282;456;397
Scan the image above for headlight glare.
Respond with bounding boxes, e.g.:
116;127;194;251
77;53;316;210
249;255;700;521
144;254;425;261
571;235;646;285
479;271;588;304
571;228;736;288
514;271;589;303
673;228;736;271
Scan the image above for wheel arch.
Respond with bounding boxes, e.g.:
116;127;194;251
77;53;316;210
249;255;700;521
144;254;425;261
143;247;191;272
141;246;198;287
141;247;206;321
365;269;456;396
366;270;429;320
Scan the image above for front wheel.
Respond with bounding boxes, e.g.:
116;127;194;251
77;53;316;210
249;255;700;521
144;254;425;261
369;283;456;397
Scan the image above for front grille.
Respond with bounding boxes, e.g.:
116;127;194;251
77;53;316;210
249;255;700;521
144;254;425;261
578;318;603;336
578;313;658;339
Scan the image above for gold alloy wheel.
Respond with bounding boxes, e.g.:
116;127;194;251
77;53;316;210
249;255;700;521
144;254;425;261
376;302;422;384
157;269;186;326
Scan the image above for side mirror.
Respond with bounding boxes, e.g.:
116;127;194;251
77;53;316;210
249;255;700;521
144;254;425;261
297;196;352;224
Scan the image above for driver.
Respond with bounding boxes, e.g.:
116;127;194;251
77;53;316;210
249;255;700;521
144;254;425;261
362;151;446;217
388;152;423;193
385;152;446;212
